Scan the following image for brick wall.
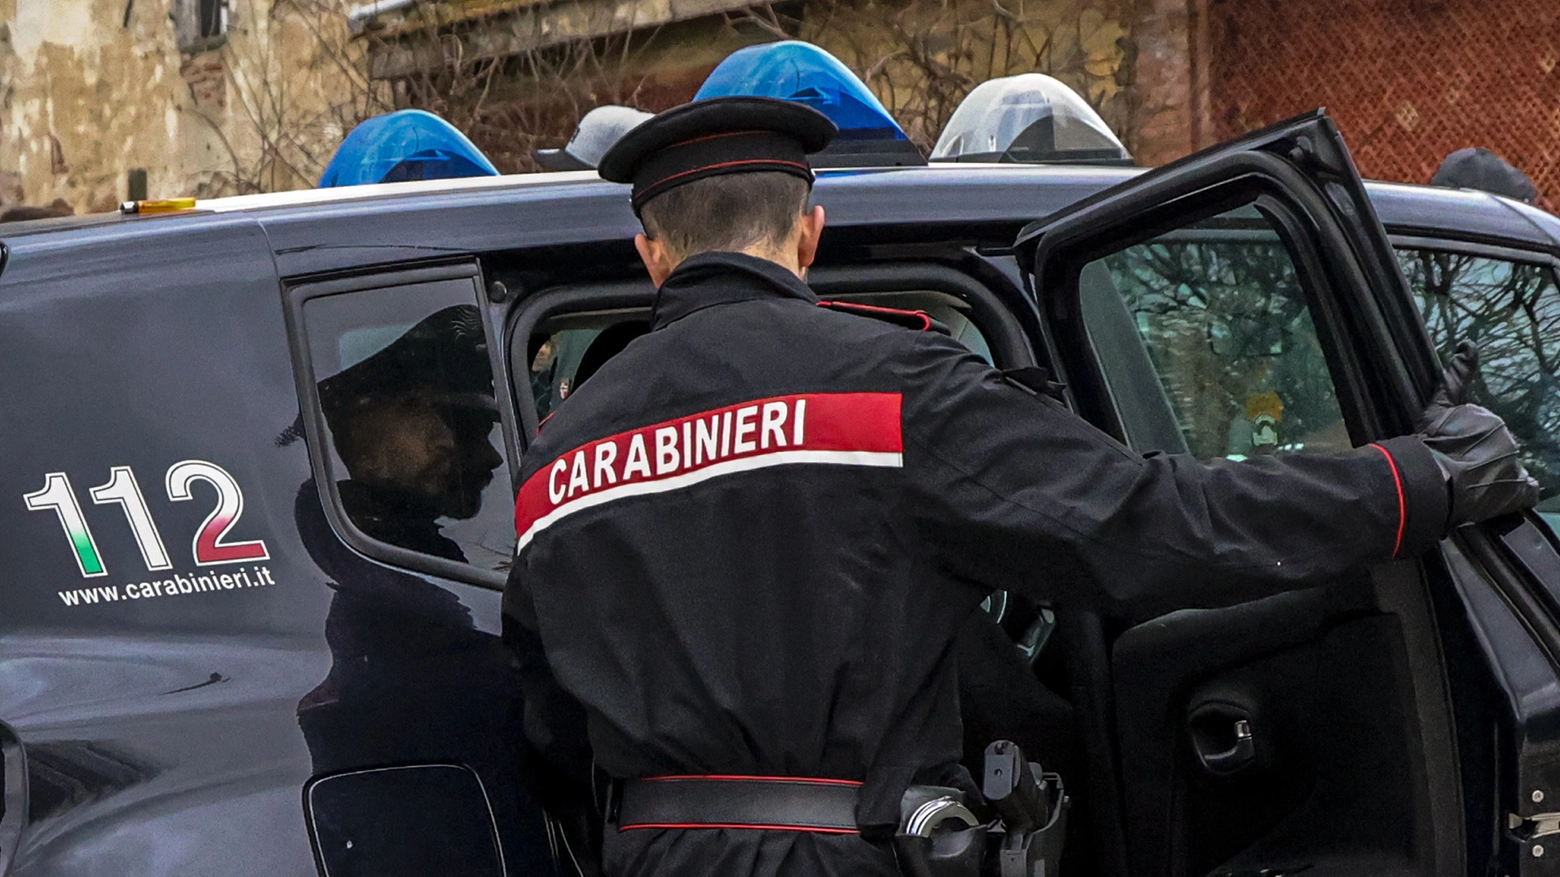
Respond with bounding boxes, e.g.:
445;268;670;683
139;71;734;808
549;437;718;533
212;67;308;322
1205;0;1560;206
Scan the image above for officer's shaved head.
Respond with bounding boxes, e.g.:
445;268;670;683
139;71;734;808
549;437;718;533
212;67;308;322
639;172;810;262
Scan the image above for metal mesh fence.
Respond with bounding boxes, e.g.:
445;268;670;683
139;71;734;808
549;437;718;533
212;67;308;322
1206;0;1560;209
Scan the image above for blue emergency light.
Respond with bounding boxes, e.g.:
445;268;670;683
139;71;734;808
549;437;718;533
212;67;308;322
319;109;500;188
695;41;926;168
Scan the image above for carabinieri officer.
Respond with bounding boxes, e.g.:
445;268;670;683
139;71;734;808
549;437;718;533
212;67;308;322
502;96;1537;877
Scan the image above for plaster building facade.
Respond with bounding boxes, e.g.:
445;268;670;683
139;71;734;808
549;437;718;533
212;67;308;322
0;0;364;213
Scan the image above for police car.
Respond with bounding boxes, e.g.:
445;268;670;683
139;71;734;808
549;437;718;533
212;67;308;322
2;40;1560;877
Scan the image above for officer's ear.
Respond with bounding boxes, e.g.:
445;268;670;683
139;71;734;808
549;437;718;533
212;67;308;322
796;205;825;273
635;233;680;287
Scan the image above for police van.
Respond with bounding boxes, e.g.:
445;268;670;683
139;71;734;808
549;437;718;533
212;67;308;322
3;41;1560;877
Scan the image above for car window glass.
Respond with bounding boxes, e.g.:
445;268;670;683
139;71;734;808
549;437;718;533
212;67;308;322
525;291;994;419
1396;249;1560;529
303;280;514;573
1083;212;1351;460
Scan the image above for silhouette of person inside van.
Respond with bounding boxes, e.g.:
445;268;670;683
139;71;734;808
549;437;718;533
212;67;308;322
316;305;504;562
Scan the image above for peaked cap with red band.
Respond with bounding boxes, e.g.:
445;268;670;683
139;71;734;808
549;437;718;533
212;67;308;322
596;97;838;215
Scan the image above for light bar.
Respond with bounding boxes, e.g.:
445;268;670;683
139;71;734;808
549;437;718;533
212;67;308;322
695;41;925;168
319;109;500;188
931;74;1132;166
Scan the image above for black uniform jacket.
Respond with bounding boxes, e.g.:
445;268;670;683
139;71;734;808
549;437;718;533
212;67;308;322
502;252;1448;874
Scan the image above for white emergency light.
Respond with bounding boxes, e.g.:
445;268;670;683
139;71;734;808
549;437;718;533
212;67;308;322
931;74;1133;165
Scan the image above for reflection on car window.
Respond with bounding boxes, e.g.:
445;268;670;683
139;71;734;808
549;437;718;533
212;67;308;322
1086;214;1350;460
527;291;994;419
304;280;513;573
1397;249;1560;527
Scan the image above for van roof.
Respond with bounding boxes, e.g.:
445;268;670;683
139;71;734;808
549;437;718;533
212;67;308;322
1;164;1554;265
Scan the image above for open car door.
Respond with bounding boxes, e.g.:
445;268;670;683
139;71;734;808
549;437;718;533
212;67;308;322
1012;110;1560;877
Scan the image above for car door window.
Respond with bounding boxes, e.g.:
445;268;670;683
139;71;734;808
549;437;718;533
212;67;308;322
1397;248;1560;527
1083;210;1351;460
298;277;514;577
527;316;651;420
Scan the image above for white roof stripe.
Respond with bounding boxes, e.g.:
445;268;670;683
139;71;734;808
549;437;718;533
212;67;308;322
196;170;606;213
190;164;1070;215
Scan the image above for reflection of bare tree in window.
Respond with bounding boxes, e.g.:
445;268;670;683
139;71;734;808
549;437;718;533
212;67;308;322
1106;236;1345;460
1399;250;1560;502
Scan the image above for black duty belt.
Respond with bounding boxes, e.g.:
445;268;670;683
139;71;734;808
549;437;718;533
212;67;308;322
614;774;861;834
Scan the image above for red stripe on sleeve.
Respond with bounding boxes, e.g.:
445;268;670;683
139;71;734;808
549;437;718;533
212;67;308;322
1369;443;1407;558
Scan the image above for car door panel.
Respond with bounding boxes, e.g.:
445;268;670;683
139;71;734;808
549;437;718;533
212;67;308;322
0;218;326;876
1016;112;1466;877
1499;521;1560;630
1439;533;1560;874
0;221;550;877
1111;567;1467;877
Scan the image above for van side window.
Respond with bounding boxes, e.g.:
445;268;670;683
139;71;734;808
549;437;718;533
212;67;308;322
1396;249;1560;524
1083;211;1350;459
301;279;514;575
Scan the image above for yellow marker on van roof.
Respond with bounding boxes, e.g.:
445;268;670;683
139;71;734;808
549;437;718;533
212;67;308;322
120;197;198;215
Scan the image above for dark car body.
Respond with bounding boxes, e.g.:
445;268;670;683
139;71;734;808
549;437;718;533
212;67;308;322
4;114;1560;877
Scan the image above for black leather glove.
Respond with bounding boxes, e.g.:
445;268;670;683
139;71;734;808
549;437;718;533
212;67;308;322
1418;341;1540;526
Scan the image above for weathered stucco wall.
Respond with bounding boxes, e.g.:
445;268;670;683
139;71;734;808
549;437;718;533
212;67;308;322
0;0;362;213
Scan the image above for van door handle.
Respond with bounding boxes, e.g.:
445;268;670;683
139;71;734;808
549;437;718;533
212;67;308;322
1187;701;1257;776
